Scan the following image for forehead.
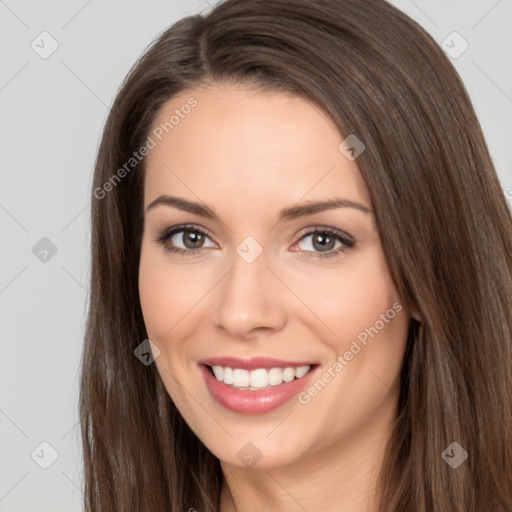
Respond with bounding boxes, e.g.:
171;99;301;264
143;83;371;214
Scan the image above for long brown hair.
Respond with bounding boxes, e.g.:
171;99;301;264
79;0;512;510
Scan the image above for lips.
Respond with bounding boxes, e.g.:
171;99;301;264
197;356;319;414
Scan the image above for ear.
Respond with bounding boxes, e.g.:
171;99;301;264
410;307;421;322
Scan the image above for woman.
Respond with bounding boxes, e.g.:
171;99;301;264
79;0;512;510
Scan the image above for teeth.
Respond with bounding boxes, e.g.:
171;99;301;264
210;364;311;389
268;367;283;386
232;369;250;387
295;366;309;378
250;368;268;388
212;365;223;381
223;367;233;385
282;367;295;382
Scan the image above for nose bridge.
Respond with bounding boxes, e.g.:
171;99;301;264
212;241;286;337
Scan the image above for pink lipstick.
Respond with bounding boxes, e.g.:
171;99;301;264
198;356;319;414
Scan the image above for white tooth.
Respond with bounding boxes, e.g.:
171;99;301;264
232;368;250;387
223;367;233;385
250;368;269;388
212;365;223;381
295;365;310;378
282;367;295;382
218;365;310;388
268;367;284;386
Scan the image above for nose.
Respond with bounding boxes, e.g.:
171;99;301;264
212;248;287;340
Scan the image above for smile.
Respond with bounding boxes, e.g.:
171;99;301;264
198;356;319;414
209;364;311;389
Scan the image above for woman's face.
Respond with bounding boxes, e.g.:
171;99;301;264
139;82;410;469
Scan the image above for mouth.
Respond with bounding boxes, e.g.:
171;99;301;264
204;363;316;390
198;357;320;414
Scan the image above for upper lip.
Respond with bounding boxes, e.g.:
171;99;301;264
198;356;317;371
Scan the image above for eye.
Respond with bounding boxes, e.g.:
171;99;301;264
155;224;216;257
292;227;355;259
155;224;355;260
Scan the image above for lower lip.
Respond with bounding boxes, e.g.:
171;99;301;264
199;364;318;414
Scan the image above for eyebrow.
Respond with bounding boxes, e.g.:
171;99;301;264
145;195;372;222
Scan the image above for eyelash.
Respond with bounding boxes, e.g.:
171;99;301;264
154;224;355;260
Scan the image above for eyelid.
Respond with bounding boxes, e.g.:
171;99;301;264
154;223;355;258
155;223;354;243
295;224;355;244
154;223;218;246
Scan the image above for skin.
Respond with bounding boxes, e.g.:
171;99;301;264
138;82;412;512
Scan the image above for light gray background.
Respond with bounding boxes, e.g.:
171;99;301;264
1;0;511;510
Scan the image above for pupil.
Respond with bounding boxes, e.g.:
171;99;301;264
184;231;204;248
313;233;334;251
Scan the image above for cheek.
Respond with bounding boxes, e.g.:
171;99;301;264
138;244;189;347
290;249;402;352
138;252;173;340
138;242;207;342
328;277;398;348
324;254;408;401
